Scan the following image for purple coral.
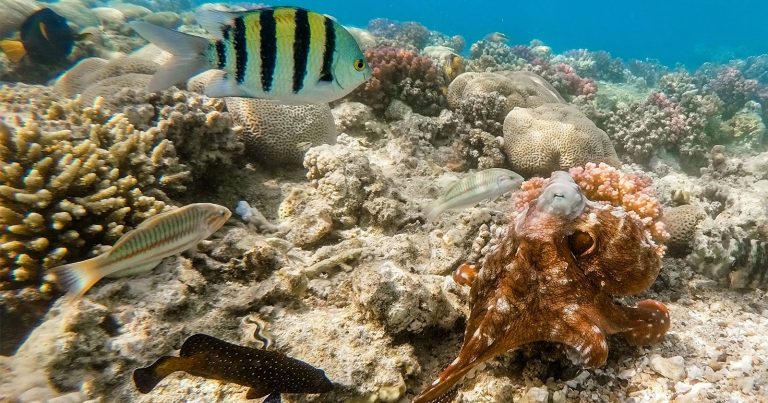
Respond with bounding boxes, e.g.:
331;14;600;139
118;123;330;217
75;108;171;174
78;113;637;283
707;67;758;117
348;45;446;116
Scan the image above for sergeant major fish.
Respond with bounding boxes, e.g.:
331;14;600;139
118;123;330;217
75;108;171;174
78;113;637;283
425;168;524;221
48;203;231;298
133;333;334;401
128;7;372;104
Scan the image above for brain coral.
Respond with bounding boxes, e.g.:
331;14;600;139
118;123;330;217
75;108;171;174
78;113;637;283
0;85;188;299
447;71;564;112
502;103;620;177
662;204;707;256
447;71;565;136
54;57;159;99
225;98;336;165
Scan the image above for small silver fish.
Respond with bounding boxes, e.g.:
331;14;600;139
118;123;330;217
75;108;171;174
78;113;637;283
484;32;509;43
425;168;523;221
49;203;231;297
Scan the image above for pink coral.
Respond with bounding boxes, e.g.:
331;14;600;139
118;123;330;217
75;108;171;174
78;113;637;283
513;163;669;247
349;45;446;115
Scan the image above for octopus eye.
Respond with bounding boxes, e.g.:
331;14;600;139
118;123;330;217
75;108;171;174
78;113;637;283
568;230;595;256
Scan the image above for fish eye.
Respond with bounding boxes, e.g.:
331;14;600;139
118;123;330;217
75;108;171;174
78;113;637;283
353;58;365;71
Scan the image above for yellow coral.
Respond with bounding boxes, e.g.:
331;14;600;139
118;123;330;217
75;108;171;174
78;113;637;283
0;85;190;296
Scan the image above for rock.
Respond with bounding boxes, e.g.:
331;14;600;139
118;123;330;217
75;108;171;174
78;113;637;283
520;386;549;403
650;354;686;381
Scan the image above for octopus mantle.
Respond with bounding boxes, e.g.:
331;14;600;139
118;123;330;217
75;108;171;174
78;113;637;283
415;171;670;402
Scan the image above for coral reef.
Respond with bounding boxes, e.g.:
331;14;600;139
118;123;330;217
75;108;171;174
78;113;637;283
366;18;464;52
348;45;447;116
225;98;336;166
555;49;628;82
447;71;564;135
451;128;506;170
502;103;620;177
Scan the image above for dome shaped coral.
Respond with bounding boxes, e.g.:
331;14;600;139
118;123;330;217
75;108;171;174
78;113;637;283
502;103;620;177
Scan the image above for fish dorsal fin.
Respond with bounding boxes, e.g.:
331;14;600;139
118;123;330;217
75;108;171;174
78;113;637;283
179;333;225;357
0;40;26;63
195;10;245;40
245;387;274;400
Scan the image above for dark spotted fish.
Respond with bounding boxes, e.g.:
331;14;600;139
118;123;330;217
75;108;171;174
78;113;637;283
133;333;334;401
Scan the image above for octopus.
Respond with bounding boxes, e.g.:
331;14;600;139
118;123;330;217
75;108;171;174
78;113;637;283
415;171;670;403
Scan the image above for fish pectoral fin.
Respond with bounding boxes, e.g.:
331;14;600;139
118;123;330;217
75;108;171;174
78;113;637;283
76;32;95;41
204;75;251;98
104;259;162;278
261;391;282;403
0;40;26;63
195;10;243;40
244;386;273;400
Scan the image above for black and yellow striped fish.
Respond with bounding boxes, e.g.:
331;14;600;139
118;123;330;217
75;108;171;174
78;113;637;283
129;7;371;104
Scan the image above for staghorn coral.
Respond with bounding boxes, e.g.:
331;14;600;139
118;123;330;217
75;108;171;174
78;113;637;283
447;71;564;135
513;163;668;246
348;45;446;116
502;103;620;177
0;87;189;298
225;98;336;165
662;204;707;257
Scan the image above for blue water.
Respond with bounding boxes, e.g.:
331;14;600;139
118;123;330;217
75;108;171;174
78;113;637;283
211;0;768;68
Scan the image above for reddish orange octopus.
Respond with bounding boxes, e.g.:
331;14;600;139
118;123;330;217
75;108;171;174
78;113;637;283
415;171;670;402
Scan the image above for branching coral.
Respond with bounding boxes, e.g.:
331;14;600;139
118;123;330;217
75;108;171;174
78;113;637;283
706;67;759;118
601;89;724;166
502;103;620;177
513;163;668;247
0;86;188;298
556;49;627;82
349;45;446;116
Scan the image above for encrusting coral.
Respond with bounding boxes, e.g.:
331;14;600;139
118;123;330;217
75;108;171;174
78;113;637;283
502;103;620;177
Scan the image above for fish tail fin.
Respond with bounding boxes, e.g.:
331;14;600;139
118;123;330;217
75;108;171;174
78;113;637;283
0;40;27;63
47;257;104;298
128;21;212;92
424;202;443;222
133;356;182;393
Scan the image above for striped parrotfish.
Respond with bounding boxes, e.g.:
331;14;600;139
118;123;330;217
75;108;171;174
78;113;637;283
128;7;372;104
48;203;231;298
425;168;524;221
133;333;334;401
